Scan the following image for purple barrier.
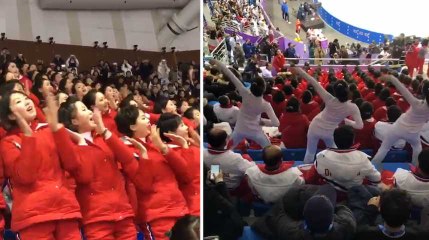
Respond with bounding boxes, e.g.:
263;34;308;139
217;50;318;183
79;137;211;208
224;29;261;44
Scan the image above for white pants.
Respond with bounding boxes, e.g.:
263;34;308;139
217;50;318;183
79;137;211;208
303;124;337;163
372;126;421;166
231;129;271;149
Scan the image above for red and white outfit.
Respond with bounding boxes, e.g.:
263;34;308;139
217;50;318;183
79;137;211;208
168;144;200;216
245;162;304;203
394;168;429;208
314;148;381;192
0;123;82;239
115;138;190;240
63;132;136;240
213;103;240;127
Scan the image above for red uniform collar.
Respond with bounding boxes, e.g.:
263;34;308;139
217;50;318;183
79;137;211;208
327;143;360;153
258;161;294;175
7;120;46;135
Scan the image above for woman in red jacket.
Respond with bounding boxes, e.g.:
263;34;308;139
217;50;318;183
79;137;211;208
271;91;287;118
57;97;136;240
278;97;309;148
0;90;82;239
272;49;286;73
354;101;376;150
114;106;192;240
300;90;319;117
82;89;120;136
157;113;200;216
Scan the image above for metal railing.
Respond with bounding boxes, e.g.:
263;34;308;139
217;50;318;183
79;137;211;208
209;38;228;62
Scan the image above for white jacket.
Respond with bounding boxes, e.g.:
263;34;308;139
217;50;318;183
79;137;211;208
394;168;429;208
315;148;381;191
204;149;255;189
245;164;304;203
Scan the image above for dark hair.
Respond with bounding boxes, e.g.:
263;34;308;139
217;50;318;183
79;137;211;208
58;96;79;132
286;97;300;113
378;88;391;101
82;89;98;110
354;98;364;107
115;105;140;137
359;101;373;120
250;76;266;97
72;80;84;94
0;91;27;130
333;125;354;149
380;189;412;228
302;90;313;104
262;145;283;168
183;107;198;120
418;149;429;175
374;83;383;96
333;81;349;102
282;85;294;96
0;62;14;85
58;78;69;93
118;94;136;109
385;97;396;107
387;105;402;122
421;81;429;104
366;79;375;89
351;90;361;102
31;73;48;102
218;95;230;107
273;91;285;103
153;97;170;114
157;113;183;142
170;215;199;240
207;128;228;149
0;80;23;96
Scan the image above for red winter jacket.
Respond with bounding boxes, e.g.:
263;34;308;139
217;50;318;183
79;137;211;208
279;112;309;148
63;133;135;225
0;125;81;231
102;109;120;136
300;101;319;116
169;145;200;216
372;98;386;112
373;106;387;121
354;119;376;150
111;138;190;223
272;55;286;72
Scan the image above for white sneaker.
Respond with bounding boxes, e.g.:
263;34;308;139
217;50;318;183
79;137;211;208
288;22;291;24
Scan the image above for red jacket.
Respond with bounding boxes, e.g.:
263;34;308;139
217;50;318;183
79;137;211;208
307;106;321;121
279;112;309;148
0;125;81;231
102;109;120;136
272;100;287;118
364;92;376;102
397;98;410;112
272;54;286;72
111;138;190;223
169;145;200;216
64;133;135;225
355;119;376;150
300;101;319;116
371;98;385;112
373;106;387;121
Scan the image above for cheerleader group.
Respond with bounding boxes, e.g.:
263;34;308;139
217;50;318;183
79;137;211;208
0;71;200;240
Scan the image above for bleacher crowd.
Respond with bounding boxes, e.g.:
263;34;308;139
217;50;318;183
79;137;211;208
0;48;200;240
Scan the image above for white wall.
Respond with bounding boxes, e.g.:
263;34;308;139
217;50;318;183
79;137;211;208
0;0;200;51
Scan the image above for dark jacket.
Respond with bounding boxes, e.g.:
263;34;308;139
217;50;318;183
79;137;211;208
251;185;356;240
203;179;245;240
348;185;429;240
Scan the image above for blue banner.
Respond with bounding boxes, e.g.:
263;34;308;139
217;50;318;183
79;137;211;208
317;6;393;44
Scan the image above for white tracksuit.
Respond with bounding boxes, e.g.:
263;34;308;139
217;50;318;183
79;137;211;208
373;77;429;165
300;71;363;163
217;62;279;148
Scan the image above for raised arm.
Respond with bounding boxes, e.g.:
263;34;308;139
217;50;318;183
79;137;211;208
293;67;333;103
210;59;248;95
383;75;419;106
262;102;280;127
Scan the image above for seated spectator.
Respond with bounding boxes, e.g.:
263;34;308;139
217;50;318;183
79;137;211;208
259;62;273;78
279;97;309;148
374;105;405;150
245;145;304;203
373;97;396;121
271;91;287;118
355;101;376;149
301;90;319;116
354;189;429;239
372;87;391;111
251;185;356;240
392;149;429;208
203;165;245;240
213;95;239;127
203;128;255;190
315;125;381;192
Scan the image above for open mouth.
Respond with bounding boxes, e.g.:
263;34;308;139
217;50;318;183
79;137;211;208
26;106;33;112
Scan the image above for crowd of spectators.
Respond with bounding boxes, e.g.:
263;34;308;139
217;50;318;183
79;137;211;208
0;47;201;240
